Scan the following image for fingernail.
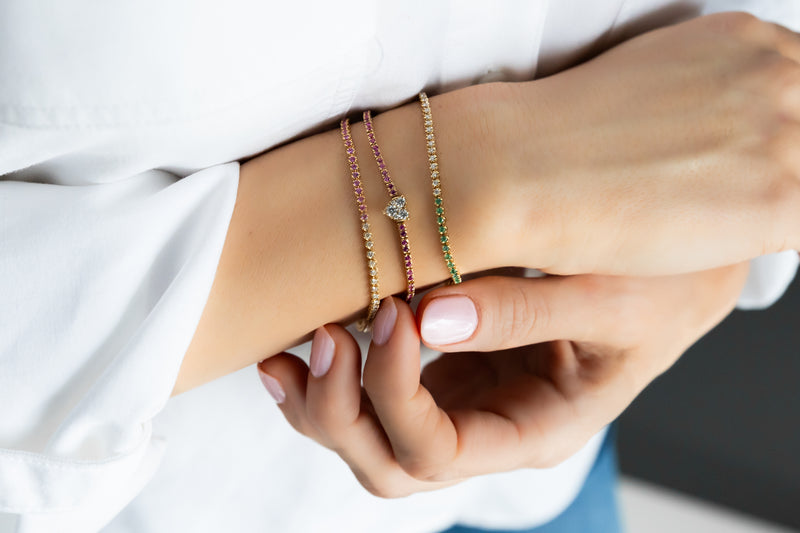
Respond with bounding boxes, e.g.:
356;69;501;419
372;298;397;346
258;368;286;403
420;296;478;345
310;327;335;378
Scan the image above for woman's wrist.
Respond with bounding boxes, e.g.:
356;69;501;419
368;85;524;277
175;84;529;394
461;81;561;272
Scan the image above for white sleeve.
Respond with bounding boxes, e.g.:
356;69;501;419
0;165;239;531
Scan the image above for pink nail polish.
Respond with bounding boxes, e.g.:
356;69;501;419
372;298;397;346
258;368;286;403
420;296;478;345
310;327;335;378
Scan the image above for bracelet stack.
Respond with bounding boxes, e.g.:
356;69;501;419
340;92;462;327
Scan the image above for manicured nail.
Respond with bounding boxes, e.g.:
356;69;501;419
372;298;397;346
310;327;335;378
258;368;286;403
420;295;478;345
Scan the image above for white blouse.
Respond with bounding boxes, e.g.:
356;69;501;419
1;1;798;532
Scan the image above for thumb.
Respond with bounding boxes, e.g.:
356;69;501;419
417;275;618;352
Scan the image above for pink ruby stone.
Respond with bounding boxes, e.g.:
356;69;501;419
355;188;362;194
347;148;354;154
350;164;357;171
360;214;368;221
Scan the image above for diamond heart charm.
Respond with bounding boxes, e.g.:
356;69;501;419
384;195;409;222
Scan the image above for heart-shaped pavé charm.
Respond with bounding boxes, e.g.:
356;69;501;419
384;195;409;222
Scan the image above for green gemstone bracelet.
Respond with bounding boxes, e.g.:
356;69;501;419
419;92;461;284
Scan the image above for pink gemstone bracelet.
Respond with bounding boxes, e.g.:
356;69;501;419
363;110;415;302
341;118;380;331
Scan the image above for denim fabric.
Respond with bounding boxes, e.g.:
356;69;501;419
440;424;622;533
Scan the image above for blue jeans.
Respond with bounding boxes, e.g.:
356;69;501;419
440;424;622;533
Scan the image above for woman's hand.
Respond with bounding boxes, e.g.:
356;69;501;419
257;263;748;497
495;12;800;275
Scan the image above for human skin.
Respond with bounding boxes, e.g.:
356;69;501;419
175;12;800;394
259;263;750;497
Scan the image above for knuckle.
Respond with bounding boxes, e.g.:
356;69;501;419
583;276;647;342
705;11;761;37
766;177;800;251
282;409;317;441
358;472;409;499
305;396;358;443
761;121;800;176
305;394;339;429
398;457;450;482
761;55;800;104
526;440;567;469
498;282;548;346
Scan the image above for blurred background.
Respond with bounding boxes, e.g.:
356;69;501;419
617;273;800;532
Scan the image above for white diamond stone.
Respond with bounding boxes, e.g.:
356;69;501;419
430;163;438;170
384;196;409;222
432;171;439;178
429;155;436;161
367;251;375;258
364;232;372;240
432;179;440;187
425;127;433;133
366;241;373;249
433;188;441;196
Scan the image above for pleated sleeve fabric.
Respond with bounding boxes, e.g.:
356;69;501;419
0;156;239;530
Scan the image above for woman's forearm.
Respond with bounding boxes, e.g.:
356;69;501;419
173;85;525;394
